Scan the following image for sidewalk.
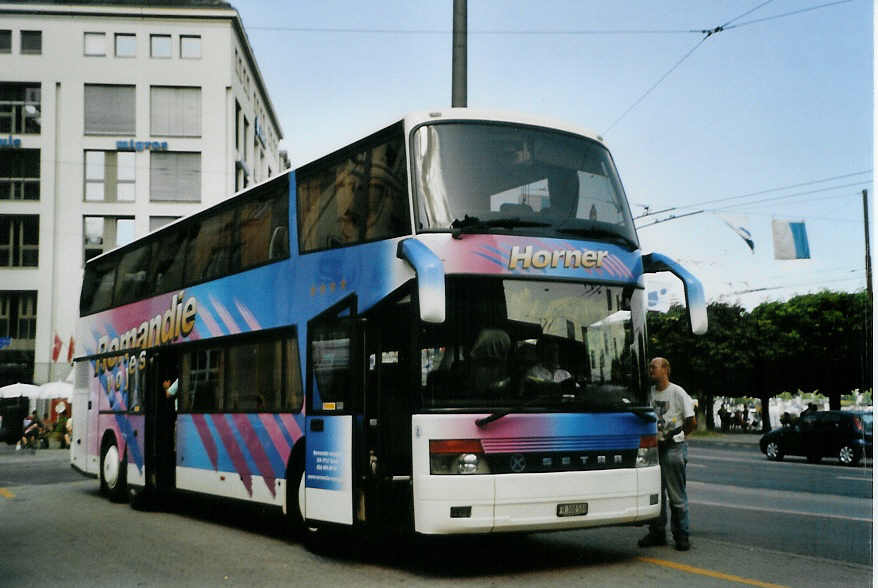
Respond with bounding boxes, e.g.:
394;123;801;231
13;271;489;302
686;431;762;446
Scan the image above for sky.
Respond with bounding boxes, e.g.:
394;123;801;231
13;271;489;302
235;0;872;309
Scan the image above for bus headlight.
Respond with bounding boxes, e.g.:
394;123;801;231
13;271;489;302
636;435;658;467
429;439;492;475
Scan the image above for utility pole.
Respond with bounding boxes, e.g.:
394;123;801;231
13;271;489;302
452;0;467;107
863;189;872;303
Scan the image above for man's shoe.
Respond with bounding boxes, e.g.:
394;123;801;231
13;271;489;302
674;538;691;551
638;533;667;547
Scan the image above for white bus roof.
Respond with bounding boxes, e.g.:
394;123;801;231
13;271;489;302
403;109;605;145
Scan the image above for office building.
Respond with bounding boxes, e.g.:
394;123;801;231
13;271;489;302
0;0;285;384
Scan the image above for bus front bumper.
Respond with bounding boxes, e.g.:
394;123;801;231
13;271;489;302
413;466;661;534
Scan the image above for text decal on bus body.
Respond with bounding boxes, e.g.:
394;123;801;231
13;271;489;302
507;245;609;270
95;292;197;375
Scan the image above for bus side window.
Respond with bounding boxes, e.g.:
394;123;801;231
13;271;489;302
114;242;153;306
310;322;353;412
296;122;409;253
149;230;187;297
81;257;117;315
182;347;223;412
188;209;238;282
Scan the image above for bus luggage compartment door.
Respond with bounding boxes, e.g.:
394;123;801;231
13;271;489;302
305;415;354;525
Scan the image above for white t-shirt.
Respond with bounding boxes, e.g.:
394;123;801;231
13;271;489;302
650;382;695;442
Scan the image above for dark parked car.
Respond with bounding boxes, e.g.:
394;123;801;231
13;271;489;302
760;410;872;466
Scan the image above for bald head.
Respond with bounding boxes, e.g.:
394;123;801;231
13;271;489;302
649;357;670;388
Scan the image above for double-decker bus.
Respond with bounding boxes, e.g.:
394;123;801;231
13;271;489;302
71;109;707;537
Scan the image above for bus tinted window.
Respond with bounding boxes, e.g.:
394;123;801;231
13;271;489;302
310;322;352;411
180;332;302;412
80;257;117;315
188;208;237;282
183;347;223;411
149;228;188;297
82;173;291;313
114;242;154;306
298;124;409;252
239;185;289;266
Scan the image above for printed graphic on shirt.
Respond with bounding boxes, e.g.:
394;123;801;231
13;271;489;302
655;399;671;436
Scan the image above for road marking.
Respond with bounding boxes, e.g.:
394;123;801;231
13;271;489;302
638;556;789;588
690;499;872;522
836;476;872;481
687;463;706;468
0;488;15;499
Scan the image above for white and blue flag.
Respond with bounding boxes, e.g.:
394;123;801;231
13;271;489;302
772;219;811;259
719;214;755;253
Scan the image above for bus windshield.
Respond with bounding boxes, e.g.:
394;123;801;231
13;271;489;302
418;278;646;411
411;122;639;249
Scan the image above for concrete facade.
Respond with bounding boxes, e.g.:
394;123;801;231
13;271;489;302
0;1;285;385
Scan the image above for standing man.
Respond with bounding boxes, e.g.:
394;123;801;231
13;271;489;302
638;357;696;551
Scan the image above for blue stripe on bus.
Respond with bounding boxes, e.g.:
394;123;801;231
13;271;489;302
247;414;286;478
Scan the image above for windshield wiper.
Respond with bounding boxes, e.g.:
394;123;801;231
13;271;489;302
476;398;656;428
475;387;571;428
555;224;639;250
451;215;551;239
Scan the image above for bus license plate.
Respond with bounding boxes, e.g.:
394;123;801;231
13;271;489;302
557;502;588;517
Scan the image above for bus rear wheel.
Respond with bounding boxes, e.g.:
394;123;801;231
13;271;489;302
100;439;127;502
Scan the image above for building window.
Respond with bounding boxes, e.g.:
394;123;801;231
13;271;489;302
84;32;105;56
0;83;41;134
234;100;241;150
150;152;200;202
0;215;39;267
83;216;134;263
84;150;135;202
115;33;136;57
84;84;135;134
20;31;41;54
0;291;38;340
0;149;40;200
0;31;10;53
150;34;171;58
150;86;201;137
180;35;201;59
149;216;178;232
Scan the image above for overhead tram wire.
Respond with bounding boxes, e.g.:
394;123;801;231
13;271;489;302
723;0;854;31
245;26;697;35
636;182;870;229
602;0;854;135
636;170;873;218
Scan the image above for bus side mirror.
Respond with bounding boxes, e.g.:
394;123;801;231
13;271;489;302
642;253;708;335
397;239;446;323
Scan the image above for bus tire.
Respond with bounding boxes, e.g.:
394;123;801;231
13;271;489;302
128;485;151;511
100;436;127;502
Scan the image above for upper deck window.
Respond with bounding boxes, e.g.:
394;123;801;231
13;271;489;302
297;122;410;253
411;122;638;249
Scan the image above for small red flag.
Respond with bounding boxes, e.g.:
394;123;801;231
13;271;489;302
52;334;62;362
67;336;75;363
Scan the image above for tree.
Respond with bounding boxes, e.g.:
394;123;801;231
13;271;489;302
645;290;871;432
647;302;756;430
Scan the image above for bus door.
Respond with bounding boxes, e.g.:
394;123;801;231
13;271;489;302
143;352;178;493
362;321;413;530
304;315;361;526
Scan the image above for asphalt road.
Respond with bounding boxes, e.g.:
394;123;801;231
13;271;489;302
0;440;871;587
686;439;872;566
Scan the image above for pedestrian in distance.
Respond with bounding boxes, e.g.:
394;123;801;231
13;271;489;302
638;357;696;552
